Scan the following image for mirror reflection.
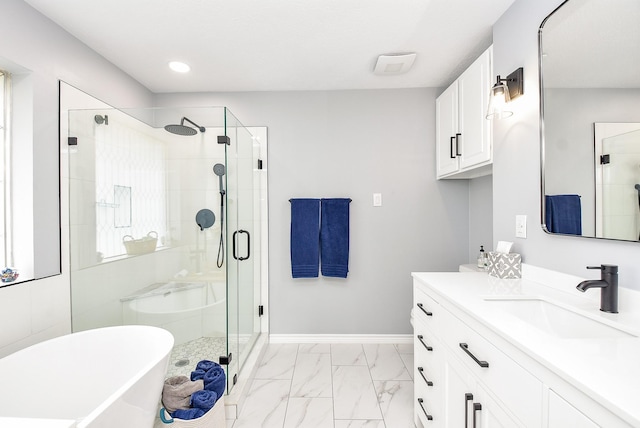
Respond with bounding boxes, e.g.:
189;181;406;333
540;0;640;241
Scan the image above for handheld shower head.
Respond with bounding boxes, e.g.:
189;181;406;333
213;163;225;177
164;117;206;135
213;163;226;196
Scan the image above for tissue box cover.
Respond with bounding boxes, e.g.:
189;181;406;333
487;252;521;279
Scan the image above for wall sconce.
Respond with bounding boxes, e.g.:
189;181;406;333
485;67;524;120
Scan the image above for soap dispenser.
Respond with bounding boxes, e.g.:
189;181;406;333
477;245;487;269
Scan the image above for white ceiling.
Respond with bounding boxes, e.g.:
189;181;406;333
24;0;515;93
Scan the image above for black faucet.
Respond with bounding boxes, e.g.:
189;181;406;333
576;265;618;313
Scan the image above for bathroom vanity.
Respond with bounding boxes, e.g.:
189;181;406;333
412;266;640;427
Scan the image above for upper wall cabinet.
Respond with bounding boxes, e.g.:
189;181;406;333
436;46;493;179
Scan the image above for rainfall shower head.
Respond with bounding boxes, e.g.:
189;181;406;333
164;117;206;136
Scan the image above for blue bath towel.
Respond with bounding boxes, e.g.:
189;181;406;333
190;369;206;382
171;408;205;420
190;389;218;412
320;198;351;278
195;359;217;372
545;195;582;235
203;365;226;398
290;198;321;278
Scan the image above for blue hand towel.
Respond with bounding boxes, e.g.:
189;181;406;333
320;198;351;278
290;198;321;278
190;389;218;412
171;408;205;420
196;359;217;372
190;369;206;382
545;195;582;235
203;365;226;399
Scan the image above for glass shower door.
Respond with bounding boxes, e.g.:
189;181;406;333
224;110;261;392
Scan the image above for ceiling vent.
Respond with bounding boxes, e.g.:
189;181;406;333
373;53;417;75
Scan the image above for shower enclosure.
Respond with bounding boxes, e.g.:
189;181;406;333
67;106;266;396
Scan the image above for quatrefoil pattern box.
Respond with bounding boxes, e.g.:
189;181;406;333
487;252;522;279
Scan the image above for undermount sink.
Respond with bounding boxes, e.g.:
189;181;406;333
484;298;636;339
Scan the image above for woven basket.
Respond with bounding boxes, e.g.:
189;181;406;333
123;231;158;255
159;395;226;427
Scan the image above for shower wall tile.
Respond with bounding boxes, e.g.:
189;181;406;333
0;283;31;346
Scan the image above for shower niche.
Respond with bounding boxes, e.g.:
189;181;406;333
65;95;268;399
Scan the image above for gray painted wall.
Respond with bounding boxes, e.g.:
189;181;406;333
156;89;472;334
493;0;640;291
469;175;493;263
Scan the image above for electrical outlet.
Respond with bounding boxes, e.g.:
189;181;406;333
515;215;527;238
373;193;382;207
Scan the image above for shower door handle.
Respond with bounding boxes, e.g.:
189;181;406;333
233;230;251;261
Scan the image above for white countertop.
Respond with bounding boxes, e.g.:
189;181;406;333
412;265;640;426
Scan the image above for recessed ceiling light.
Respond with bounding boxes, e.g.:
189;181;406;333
373;53;417;75
169;61;191;73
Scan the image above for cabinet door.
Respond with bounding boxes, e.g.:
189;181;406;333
443;352;521;428
475;384;522;428
443;353;475;427
548;390;598;428
435;82;459;178
458;46;492;170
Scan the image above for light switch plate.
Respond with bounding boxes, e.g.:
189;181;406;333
515;215;527;238
373;193;382;207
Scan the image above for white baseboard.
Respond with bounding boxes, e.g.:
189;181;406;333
269;334;412;344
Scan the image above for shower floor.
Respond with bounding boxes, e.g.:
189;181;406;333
165;335;253;379
166;336;227;378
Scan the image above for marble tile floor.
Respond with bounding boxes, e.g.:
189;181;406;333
228;342;415;428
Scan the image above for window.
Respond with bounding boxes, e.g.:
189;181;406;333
0;70;9;267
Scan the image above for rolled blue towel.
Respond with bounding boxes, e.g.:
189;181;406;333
191;389;217;412
171;408;205;420
195;359;217;372
190;369;206;381
203;365;226;398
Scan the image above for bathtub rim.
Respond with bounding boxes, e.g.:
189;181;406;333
123;282;226;316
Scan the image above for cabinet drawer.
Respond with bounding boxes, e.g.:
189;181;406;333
414;319;439;360
414;286;440;330
439;306;543;427
414;317;444;427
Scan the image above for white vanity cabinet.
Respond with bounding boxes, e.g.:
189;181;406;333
436;46;493;179
413;272;637;428
548;391;598;428
413;283;538;427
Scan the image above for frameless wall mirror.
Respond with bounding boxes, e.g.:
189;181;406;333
539;0;640;241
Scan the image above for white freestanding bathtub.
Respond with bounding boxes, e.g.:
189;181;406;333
122;281;226;345
0;325;174;428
